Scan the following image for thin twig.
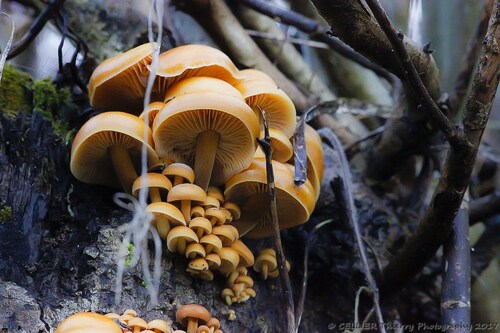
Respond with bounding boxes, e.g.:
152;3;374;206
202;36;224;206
450;0;494;115
237;0;395;85
441;196;471;330
245;29;329;49
364;0;465;148
380;0;500;296
257;106;295;333
295;219;333;331
322;129;386;333
7;0;66;60
469;191;500;225
293;100;391;184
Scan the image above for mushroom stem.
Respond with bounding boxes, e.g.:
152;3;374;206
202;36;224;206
187;319;198;333
149;187;162;202
181;200;192;223
156;216;171;239
194;130;220;191
261;264;269;280
109;145;138;194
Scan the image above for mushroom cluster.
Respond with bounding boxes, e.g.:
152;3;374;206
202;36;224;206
71;43;324;304
55;305;223;333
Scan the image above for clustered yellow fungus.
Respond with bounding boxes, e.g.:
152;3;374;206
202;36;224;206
70;43;324;307
56;306;223;333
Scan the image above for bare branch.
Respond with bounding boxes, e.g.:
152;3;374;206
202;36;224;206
441;198;471;330
363;0;464;147
236;0;395;84
450;0;495;115
380;0;500;295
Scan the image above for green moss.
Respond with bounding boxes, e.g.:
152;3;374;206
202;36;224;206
124;243;134;267
1;66;76;143
32;79;75;142
0;65;33;116
0;205;13;224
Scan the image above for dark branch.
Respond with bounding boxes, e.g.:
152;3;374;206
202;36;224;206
236;0;395;84
469;191;500;225
7;0;66;60
363;0;465;147
257;107;295;333
450;0;495;115
380;0;500;295
441;203;471;330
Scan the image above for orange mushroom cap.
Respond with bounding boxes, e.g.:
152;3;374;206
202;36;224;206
153;44;242;96
164;77;243;103
235;78;296;138
88;43;157;114
224;158;316;238
70;112;158;192
153;91;259;187
55;312;122;333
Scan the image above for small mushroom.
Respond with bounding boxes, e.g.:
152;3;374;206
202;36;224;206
218;247;240;274
132;173;172;203
163;163;196;186
206;317;220;333
128;317;148;333
168;183;207;223
205;253;222;270
187;263;214;281
146;202;186;239
176;304;211;333
55;312;122;333
221;288;235;306
148;319;172;333
231;240;254;268
167;226;199;254
70;112;158;194
202;197;220;210
212;225;239;247
200;234;222;254
253;249;278;280
123;309;137;317
205;208;227;226
190;205;205;219
189;217;212;239
207;186;224;204
185;243;206;259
